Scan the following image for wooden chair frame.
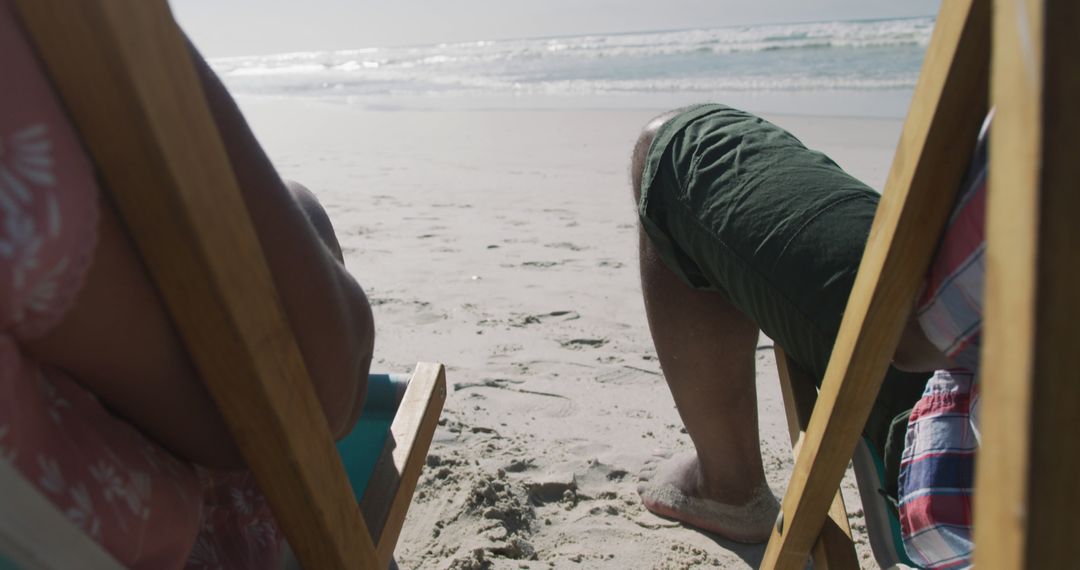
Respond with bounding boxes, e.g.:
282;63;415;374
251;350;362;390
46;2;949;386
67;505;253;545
11;1;447;568
762;0;1080;567
6;0;1076;568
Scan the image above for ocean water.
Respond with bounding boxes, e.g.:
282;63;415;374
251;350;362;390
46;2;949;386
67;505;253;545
212;17;933;117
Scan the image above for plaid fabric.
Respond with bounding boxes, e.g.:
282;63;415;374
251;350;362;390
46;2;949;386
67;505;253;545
898;370;979;568
914;115;988;372
899;115;990;569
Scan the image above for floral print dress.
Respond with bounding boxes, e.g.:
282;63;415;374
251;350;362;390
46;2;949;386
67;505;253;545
1;3;283;568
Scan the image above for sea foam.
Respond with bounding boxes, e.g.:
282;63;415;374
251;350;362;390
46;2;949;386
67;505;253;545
211;17;933;116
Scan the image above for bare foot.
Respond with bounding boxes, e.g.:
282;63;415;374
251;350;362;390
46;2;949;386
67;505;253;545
638;453;780;543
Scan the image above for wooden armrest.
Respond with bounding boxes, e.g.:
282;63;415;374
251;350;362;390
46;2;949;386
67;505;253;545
361;362;447;569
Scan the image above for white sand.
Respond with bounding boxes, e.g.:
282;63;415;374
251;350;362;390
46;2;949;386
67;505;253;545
241;99;903;569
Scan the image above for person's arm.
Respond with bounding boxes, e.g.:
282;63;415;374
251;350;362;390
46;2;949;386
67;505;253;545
22;40;374;470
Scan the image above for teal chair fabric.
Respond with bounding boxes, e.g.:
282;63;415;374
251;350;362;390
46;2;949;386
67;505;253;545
855;438;919;568
335;373;410;501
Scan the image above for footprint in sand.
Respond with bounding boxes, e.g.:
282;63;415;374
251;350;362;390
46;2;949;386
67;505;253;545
502;458;535;473
369;297;430;308
513;310;580;327
490;343;524;357
409;310;448;325
595;366;658;385
453;379;577;418
369;298;446;325
520;260;561;269
544;242;588;252
560;338;608;350
371;194;402;206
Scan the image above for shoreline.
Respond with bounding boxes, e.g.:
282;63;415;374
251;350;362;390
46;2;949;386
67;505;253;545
234;90;915;121
240;96;903;190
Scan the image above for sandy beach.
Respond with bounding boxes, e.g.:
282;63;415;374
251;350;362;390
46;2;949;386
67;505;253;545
241;99;903;569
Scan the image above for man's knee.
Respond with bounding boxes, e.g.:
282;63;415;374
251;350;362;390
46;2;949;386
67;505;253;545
285;179;345;262
631;109;685;200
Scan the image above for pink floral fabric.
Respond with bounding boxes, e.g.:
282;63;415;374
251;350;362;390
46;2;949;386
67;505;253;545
1;3;282;568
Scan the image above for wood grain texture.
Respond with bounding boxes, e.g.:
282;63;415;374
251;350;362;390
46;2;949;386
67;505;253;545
11;1;377;567
760;1;991;567
361;363;447;569
774;348;860;570
279;365;447;570
975;0;1080;566
0;463;124;570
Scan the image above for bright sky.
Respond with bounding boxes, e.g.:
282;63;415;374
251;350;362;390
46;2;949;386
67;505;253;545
172;0;941;58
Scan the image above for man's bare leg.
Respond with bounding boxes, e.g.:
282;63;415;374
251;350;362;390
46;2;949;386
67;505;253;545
632;114;779;543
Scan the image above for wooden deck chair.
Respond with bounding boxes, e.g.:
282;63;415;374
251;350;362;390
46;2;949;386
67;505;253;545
762;0;1080;567
760;1;991;566
9;1;447;568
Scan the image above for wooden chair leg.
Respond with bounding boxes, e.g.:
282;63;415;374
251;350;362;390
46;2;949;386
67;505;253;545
775;348;860;570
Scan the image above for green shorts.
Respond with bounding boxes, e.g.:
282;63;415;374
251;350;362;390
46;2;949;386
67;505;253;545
638;104;928;502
